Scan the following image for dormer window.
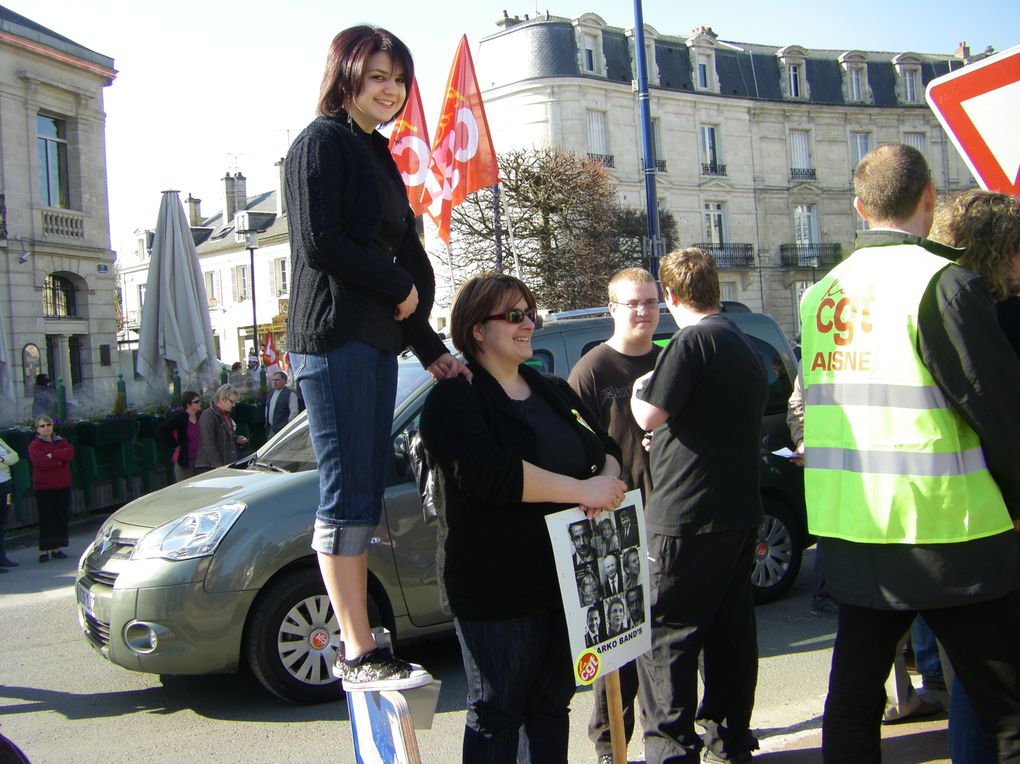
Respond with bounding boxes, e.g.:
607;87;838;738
840;51;870;103
893;54;924;104
777;46;809;101
628;25;660;86
687;26;720;93
573;14;608;77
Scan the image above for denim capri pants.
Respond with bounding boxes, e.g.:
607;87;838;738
290;341;398;556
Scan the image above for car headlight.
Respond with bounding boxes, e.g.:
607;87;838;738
131;502;245;561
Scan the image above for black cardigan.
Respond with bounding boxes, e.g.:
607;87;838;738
420;361;622;619
283;114;446;365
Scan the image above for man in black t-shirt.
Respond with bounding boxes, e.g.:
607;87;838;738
569;267;660;763
631;248;766;764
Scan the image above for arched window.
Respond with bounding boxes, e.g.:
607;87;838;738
43;274;77;318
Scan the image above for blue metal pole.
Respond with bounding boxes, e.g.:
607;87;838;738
633;0;661;281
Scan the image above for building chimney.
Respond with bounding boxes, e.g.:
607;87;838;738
275;158;287;217
185;194;203;226
232;171;248;218
955;41;970;59
222;172;237;228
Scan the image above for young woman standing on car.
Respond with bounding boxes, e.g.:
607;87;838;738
283;25;467;691
28;415;73;563
420;274;626;759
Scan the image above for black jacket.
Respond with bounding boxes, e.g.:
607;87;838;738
283;114;445;366
420;361;622;619
157;411;194;468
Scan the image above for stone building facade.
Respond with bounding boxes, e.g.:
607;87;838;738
0;7;118;425
476;12;981;335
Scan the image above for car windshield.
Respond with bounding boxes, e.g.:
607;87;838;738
253;352;436;473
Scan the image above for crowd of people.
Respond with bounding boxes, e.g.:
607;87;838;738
5;17;1018;764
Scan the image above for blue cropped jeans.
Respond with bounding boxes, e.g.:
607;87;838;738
290;341;398;556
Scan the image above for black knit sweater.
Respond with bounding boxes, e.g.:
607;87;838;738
283;114;446;366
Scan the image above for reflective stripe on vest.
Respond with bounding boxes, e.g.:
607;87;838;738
800;244;1011;544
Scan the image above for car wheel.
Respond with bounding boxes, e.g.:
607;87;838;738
752;498;804;604
244;567;384;704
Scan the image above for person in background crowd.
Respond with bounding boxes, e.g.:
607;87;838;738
285;24;468;692
632;248;766;764
194;385;246;473
32;374;54;418
28;415;73;563
568;266;661;764
928;187;1020;764
0;435;21;570
800;144;1020;762
158;391;203;482
421;273;625;761
265;371;298;437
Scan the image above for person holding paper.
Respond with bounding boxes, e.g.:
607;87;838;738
421;273;625;761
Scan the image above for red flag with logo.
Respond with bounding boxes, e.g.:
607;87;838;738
262;330;278;369
388;78;432;216
420;35;499;243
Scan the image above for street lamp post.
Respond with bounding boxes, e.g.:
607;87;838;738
233;210;277;368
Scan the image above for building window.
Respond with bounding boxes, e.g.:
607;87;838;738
794;204;819;246
790;130;814;179
583;32;599;73
700;125;725;175
903;68;921;102
703;202;725;245
43;274;77;318
789;64;802;98
850;131;871;168
204;270;220;305
696;53;714;90
137;284;146;311
232;264;249;302
651;118;666;172
721;281;737;302
903;131;927;157
37;115;70;209
586;110;613;167
848;66;865;102
273;258;289;297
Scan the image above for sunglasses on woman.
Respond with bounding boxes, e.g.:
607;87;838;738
482;307;539;325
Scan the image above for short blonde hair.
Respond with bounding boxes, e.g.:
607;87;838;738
34;415;53;429
212;384;239;404
608;267;656;303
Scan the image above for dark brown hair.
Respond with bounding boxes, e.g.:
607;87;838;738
181;390;201;406
450;274;538;358
853;143;931;223
317;25;413;120
659;248;720;312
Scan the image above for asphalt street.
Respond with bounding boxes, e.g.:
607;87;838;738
0;518;951;763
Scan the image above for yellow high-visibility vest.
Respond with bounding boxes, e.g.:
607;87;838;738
800;244;1011;543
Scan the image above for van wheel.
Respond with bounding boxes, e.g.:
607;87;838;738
752;499;804;604
245;567;382;704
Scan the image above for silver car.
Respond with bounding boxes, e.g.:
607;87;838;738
75;311;805;703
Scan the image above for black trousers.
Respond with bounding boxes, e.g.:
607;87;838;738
823;595;1020;763
0;481;11;558
36;488;70;551
637;528;759;764
588;659;639;756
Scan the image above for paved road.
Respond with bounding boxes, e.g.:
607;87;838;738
0;520;948;763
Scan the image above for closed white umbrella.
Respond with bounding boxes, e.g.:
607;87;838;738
137;190;217;389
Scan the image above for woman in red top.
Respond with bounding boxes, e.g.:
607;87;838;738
28;415;74;563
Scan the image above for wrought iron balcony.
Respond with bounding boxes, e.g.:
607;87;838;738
693;243;755;268
587;153;616;168
779;243;843;268
701;162;727;176
790;167;817;181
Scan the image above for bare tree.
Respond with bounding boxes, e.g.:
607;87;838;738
442;148;676;311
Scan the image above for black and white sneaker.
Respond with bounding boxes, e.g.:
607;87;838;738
334;648;432;692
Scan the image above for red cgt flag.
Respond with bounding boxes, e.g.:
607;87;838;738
388;78;432;217
420;35;499;243
261;330;279;370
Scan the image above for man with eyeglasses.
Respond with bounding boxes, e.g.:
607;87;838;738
265;371;298;437
569;267;660;764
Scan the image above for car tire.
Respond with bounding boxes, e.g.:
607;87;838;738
752;498;804;604
244;567;384;704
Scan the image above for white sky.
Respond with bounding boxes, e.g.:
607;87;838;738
18;0;1020;259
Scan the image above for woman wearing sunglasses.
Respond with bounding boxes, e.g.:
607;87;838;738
158;391;203;482
27;415;74;563
284;25;467;691
420;273;627;760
